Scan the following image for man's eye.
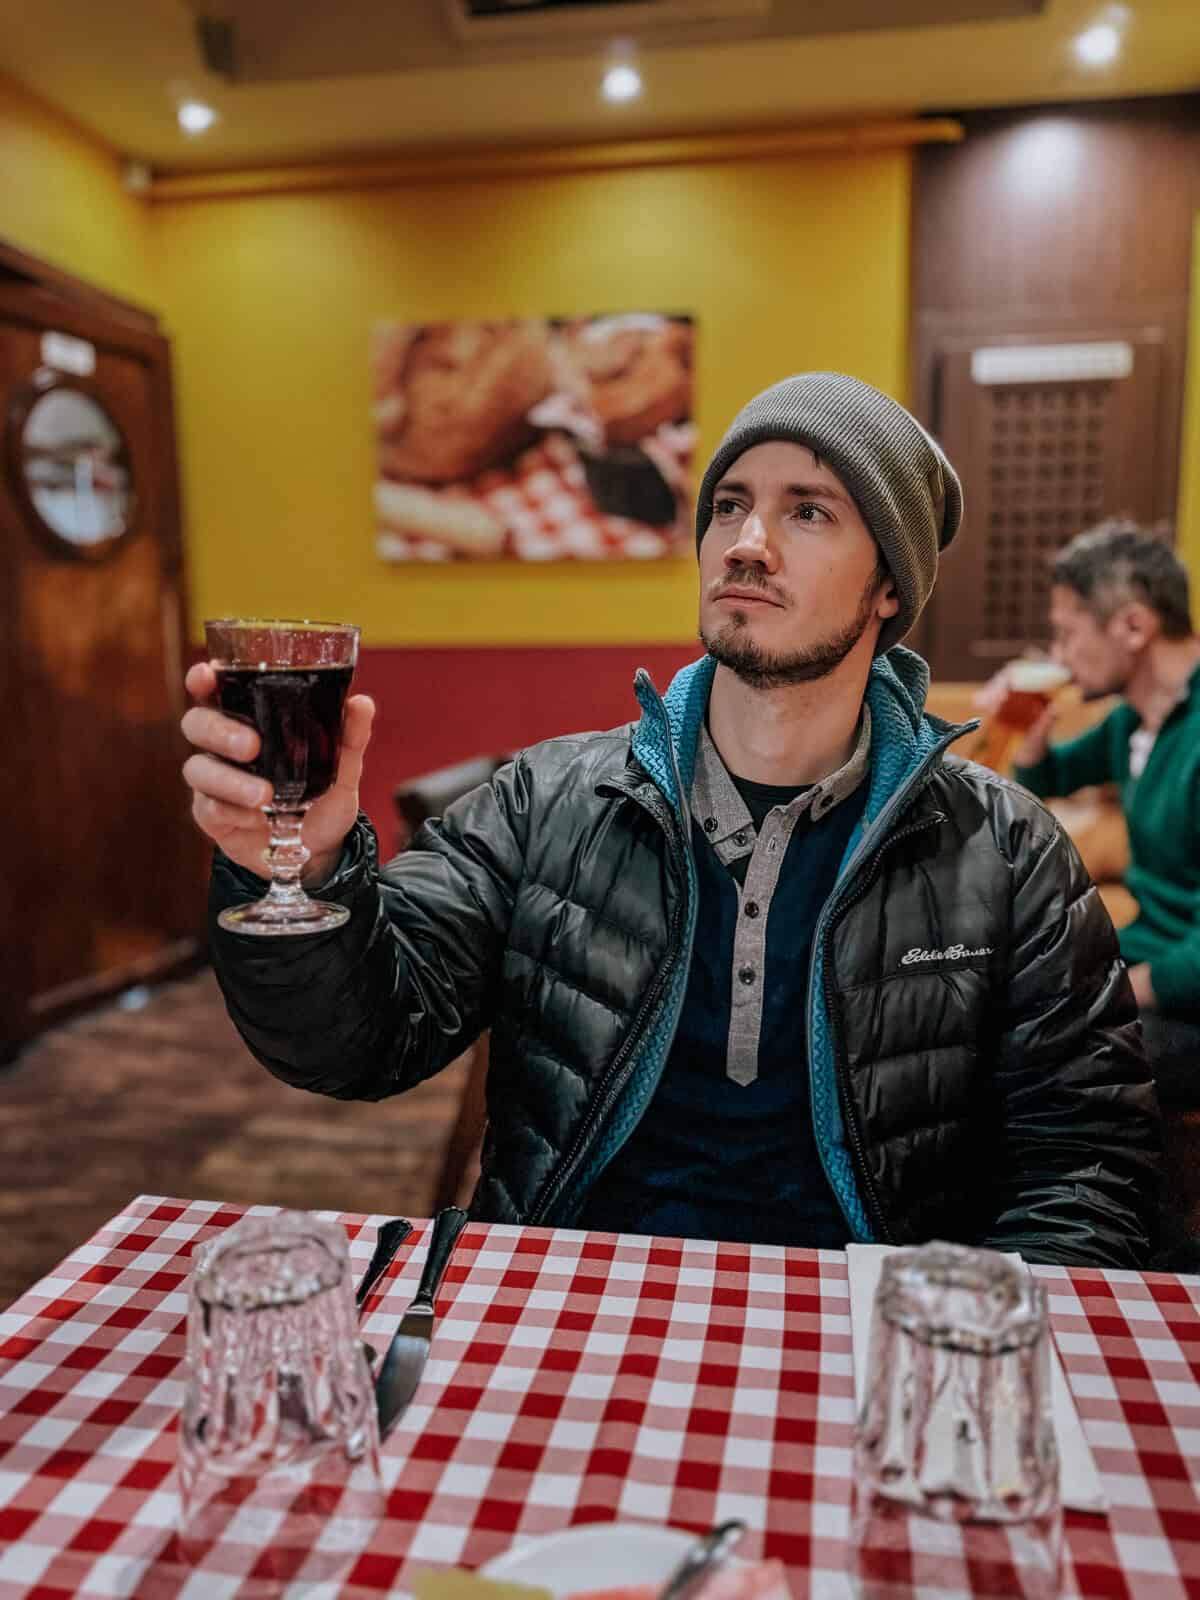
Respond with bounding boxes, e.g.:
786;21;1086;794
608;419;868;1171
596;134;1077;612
793;503;828;522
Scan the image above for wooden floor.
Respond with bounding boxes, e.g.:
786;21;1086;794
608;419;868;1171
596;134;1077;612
5;967;1194;1310
0;969;472;1310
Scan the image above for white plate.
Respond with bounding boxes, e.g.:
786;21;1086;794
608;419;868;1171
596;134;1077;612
479;1522;698;1596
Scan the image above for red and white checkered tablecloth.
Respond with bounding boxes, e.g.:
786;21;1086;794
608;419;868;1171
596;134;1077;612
2;1196;1199;1599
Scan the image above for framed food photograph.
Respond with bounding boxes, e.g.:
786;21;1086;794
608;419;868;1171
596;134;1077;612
371;313;696;561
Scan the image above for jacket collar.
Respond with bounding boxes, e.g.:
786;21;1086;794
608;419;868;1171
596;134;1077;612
619;646;975;824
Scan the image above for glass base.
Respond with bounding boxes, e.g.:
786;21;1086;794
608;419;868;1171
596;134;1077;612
218;897;351;937
849;1493;1062;1600
177;1457;384;1587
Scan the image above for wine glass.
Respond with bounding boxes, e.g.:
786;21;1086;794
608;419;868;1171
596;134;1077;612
205;618;359;936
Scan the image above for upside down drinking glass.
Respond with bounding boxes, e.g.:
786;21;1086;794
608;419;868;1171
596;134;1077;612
205;618;359;936
850;1242;1062;1600
178;1212;383;1585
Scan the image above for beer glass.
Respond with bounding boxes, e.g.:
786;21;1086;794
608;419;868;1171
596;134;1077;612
973;658;1070;773
205;618;359;935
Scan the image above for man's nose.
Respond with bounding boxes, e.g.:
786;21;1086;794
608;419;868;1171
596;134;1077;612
724;511;778;571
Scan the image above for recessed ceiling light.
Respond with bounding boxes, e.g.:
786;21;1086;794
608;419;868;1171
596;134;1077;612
602;64;642;104
1074;23;1121;66
178;99;219;135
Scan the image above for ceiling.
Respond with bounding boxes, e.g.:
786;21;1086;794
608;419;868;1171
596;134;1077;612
0;0;1196;174
191;0;1044;79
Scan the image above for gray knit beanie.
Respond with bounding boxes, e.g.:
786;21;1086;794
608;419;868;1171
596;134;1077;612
695;372;963;655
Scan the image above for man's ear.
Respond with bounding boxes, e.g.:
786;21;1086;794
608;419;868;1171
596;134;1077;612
1111;601;1158;651
876;576;900;621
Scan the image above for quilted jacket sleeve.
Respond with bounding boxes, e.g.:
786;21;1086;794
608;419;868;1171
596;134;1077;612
209;756;531;1101
980;816;1162;1268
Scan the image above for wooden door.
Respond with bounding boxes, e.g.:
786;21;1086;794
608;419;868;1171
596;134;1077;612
0;277;205;1058
920;328;1168;679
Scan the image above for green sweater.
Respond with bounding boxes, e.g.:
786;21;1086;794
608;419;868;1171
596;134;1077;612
1013;664;1200;1019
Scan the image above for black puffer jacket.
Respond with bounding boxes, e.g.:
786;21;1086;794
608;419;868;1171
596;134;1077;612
211;651;1160;1267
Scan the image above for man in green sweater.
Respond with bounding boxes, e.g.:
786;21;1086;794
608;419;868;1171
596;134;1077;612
1011;520;1200;1108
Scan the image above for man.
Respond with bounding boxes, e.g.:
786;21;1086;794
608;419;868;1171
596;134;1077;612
183;373;1159;1267
1009;520;1200;1110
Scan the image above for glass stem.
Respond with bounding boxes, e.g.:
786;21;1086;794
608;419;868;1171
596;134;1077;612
263;808;311;905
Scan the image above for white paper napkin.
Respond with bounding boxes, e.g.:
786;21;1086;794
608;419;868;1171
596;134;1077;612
845;1243;1107;1514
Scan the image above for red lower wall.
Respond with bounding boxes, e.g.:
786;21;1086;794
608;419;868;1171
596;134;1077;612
354;643;700;853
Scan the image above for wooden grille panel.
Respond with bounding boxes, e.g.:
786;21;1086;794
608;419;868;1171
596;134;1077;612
926;332;1163;675
981;380;1113;645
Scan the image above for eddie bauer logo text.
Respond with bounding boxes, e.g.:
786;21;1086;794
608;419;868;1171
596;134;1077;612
901;944;995;965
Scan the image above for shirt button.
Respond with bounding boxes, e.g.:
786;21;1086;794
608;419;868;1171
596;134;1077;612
744;900;760;918
733;830;748;847
703;816;718;833
767;837;779;853
738;964;756;985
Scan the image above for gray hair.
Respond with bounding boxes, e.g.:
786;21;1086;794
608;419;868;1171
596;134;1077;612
1051;518;1192;640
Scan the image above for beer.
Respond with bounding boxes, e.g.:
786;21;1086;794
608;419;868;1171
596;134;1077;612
974;659;1071;773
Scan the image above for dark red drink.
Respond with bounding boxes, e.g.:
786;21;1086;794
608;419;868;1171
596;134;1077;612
215;664;353;808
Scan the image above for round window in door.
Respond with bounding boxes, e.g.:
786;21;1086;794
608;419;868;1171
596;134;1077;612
8;380;136;559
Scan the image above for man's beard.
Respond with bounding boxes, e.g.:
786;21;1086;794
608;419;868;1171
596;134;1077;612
700;569;881;690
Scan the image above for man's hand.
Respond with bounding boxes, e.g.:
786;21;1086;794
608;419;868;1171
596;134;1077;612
974;663;1060;768
1010;702;1059;769
181;662;375;886
1128;962;1157;1012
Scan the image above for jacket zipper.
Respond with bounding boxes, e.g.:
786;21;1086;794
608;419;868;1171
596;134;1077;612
820;811;944;1243
529;695;971;1231
804;719;969;1241
526;784;688;1226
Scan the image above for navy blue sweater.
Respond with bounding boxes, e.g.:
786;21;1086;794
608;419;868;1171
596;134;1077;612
579;784;867;1245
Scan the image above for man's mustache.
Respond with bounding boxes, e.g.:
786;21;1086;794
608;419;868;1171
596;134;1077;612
706;567;789;606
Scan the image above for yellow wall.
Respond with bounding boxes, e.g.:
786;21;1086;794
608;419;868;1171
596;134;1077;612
149;153;912;646
1179;215;1200;615
2;69;1197;643
0;73;153;308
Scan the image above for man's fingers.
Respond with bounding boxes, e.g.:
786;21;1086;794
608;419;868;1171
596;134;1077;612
181;706;261;762
334;696;375;791
193;793;269;837
343;695;375;751
183;752;272;810
973;667;1012;714
186;661;218;702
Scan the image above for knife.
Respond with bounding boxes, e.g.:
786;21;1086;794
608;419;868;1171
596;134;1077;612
375;1206;469;1437
355;1216;413;1312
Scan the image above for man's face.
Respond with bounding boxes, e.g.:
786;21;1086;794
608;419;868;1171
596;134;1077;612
1048;584;1136;701
697;441;897;689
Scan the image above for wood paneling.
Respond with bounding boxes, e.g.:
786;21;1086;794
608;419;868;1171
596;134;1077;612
932;331;1166;670
915;98;1200;315
911;96;1200;678
0;265;204;1059
0;237;157;336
